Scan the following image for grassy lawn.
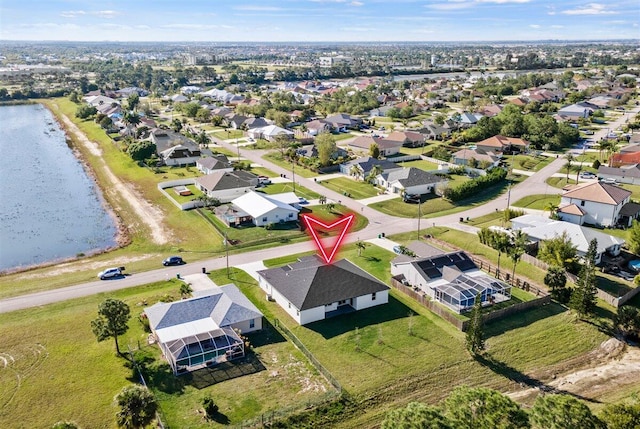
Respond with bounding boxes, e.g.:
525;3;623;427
512;194;561;210
165;184;204;204
260;182;321;200
0;280;332;429
332;132;356;142
245;139;278;150
466;210;509;228
212;129;244;140
618;183;640;201
506;154;553;172
596;272;635;297
370;178;513;219
546;176;578;189
397;159;439;171
263;153;318;178
319;177;379;200
249;166;278;178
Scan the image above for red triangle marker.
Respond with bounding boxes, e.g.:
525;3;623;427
301;214;355;264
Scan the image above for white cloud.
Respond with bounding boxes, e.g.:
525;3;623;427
234;5;283;11
161;24;220;30
427;2;475;11
529;24;540;28
60;10;119;19
350;1;364;6
560;3;617;15
60;11;86;18
476;0;531;3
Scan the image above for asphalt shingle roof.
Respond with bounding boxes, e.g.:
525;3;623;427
257;259;389;310
562;182;631;205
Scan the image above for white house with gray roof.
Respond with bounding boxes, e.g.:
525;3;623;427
230;191;299;226
376;167;447;196
145;285;263;375
257;256;389;325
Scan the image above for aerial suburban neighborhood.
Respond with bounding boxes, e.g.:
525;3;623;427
1;1;640;427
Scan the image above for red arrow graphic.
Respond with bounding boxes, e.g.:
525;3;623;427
301;214;355;264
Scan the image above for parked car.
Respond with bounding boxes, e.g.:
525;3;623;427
258;176;272;185
580;172;597;179
97;267;123;280
393;245;403;254
583;130;595;135
298;197;308;205
403;194;420;204
602;177;618;184
163;256;185;266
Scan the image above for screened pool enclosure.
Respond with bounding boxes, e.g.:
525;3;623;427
433;273;511;313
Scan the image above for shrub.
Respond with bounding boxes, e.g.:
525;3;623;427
202;395;219;419
443;168;506;202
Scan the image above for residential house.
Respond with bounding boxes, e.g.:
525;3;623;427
609;151;640;168
346;135;402;157
257;256;390;325
84;94;118;108
557;102;596;120
376;168;447;196
145;284;263;375
305;119;333;136
456;112;483;127
452;148;501;168
248;125;294;142
476;135;529;154
478;104;503;117
225;114;248;130
385;131;426;148
369;105;396;117
324;113;363;131
511;215;625;264
340;156;401;179
598;164;640;185
297;144;348;160
150;129;209;166
390;251;511;313
558;181;632;227
242;117;269;130
196;154;233;175
195;171;259;203
226;191;299;227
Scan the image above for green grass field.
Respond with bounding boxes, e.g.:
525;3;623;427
512;194;561;210
320;177;379;200
212;129;244;140
397;159;439;171
0;280;332;429
260;182;320;200
263;153;318;178
546;176;578;189
505;154;553;172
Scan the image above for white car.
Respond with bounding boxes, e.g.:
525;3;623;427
97;267;122;280
602;177;618;184
580;172;596;179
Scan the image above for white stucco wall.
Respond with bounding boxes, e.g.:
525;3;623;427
252;207;298;226
560;196;628;227
354;290;389;310
299;307;326;325
231;317;263;335
197;184;255;203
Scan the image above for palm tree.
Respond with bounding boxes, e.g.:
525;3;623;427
565;153;574;182
545;201;558;218
194;130;210;148
356;240;367;257
350;165;362;180
179;283;193;299
367;165;383;184
509;231;527;284
123;111;141;137
492;233;511;277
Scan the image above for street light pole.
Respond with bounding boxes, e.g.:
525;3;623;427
224;231;229;277
292;160;296;193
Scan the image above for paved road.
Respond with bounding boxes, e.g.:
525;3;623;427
2;106;638;314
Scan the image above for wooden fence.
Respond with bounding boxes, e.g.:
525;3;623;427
390;277;551;332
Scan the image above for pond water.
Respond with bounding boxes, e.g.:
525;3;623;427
0;104;117;272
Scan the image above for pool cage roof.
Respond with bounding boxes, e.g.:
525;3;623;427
161;326;244;374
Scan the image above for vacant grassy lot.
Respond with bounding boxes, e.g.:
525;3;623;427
0;280;332;429
397;159;439;171
249;166;278;178
320;177;379;200
212;129;244;140
546;176;578;189
260;182;321;201
512;194;561;210
466;210;509;228
263;153;318;178
506;154;553;172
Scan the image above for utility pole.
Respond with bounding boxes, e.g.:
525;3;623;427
292;160;296;193
224;231;229;277
236;139;240;162
417;199;421;240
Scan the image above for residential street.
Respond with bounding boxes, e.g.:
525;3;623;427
1;105;637;314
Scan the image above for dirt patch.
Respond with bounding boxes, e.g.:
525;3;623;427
54;104;171;245
15;254;156;280
507;338;640;403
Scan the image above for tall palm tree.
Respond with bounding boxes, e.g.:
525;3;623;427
545;201;558;218
367;165;383;184
194;130;210;148
565;153;574;182
123;111;141;137
350;165;362;180
355;240;367;257
509;231;527;284
492;233;511;277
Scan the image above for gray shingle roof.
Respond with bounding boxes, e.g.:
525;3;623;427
382;168;444;187
257;259;389;310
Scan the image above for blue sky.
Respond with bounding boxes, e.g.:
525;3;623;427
1;0;638;42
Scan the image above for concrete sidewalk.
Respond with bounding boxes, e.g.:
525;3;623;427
181;273;218;291
366;237;400;253
235;261;268;281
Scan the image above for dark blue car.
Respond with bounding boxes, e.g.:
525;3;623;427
163;256;185;266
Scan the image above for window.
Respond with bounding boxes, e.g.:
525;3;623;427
288;302;291;309
249;319;255;329
581;200;585;207
262;217;268;222
289;213;294;218
372;292;377;300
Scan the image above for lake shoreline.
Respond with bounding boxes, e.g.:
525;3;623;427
0;101;128;276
